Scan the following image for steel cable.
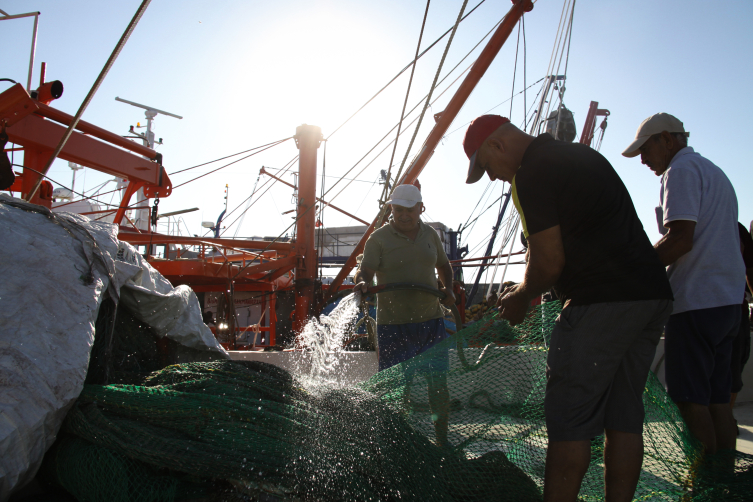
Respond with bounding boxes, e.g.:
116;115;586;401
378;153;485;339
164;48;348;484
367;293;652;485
380;0;432;206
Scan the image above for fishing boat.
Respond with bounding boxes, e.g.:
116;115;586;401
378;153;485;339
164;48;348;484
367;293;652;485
2;1;752;500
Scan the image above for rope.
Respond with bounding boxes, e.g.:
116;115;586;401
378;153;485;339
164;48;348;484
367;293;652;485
540;0;575;134
262;167;375;184
462;193;504;234
389;0;469;194
220;155;298;235
522;14;527;129
172;137;291;190
509;20;521;118
324;0;488;142
460;181;502;248
52;185;123;209
461;180;493;229
322;5;513;204
232;172;262;238
9;164;116;206
325;89;440;206
318;140;327;280
444;77;545;138
26;0;152;201
380;0;432;206
353;175;380;215
169;137;294;176
324;54;476;207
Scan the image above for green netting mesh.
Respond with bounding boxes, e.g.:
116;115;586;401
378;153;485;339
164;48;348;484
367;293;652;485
44;302;753;501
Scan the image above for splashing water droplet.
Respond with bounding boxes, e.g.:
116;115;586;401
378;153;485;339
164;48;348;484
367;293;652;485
293;290;362;389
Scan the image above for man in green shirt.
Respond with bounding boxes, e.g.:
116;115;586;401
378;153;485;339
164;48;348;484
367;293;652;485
355;184;455;446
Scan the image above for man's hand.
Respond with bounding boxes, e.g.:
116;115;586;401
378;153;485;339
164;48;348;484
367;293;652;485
439;286;456;307
496;288;530;326
354;266;376;296
355;281;369;295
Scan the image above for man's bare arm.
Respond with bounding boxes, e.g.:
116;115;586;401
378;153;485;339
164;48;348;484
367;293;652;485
436;262;456;307
355;266;376;294
497;225;565;325
654;220;695;266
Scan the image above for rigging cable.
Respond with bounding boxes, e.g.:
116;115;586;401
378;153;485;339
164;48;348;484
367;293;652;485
460;181;500;248
232;171;262;238
169;137;294;176
325;0;488;142
548;0;576;139
220;154;299;235
444;76;545;138
10;163;125;210
540;0;575;133
380;0;432;206
53;185;124;209
389;0;469;197
172;137;292;190
323;8;510;202
461;180;493;230
509;20;521;118
26;0;152;201
522;14;527;129
318;140;327;280
325;64;470;207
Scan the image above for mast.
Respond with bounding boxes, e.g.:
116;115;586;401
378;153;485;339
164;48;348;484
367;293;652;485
579;101;610;146
326;0;534;300
293;124;323;336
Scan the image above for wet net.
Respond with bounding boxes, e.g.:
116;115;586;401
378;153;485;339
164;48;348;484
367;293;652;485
41;301;753;501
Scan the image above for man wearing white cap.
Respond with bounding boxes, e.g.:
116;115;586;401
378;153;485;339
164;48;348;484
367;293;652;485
623;113;745;456
355;183;455;446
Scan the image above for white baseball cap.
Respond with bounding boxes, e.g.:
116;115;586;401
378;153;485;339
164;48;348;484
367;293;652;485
386;184;422;208
622;113;689;158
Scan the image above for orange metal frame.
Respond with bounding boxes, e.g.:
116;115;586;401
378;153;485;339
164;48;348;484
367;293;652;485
2;0;535;345
326;0;535;300
579;101;610;146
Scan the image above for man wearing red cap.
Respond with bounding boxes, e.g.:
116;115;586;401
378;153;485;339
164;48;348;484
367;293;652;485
463;115;674;502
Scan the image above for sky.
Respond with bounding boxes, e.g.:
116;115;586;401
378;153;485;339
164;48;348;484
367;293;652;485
2;0;752;285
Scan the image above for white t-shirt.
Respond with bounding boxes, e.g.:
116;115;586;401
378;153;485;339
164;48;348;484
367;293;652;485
660;147;745;314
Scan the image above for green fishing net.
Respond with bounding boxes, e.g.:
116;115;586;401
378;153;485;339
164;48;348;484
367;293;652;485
42;302;753;501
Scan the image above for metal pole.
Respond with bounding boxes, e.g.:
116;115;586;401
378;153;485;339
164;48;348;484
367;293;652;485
292;124;322;338
26;13;39;92
486;193;515;297
326;0;534;299
260;167;369;225
25;0;152;202
466;191;511;304
579;101;598;145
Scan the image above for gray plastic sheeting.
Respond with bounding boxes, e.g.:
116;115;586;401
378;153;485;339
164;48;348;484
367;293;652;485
0;195;226;500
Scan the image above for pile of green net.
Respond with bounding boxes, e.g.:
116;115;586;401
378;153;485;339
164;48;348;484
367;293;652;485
42;302;753;501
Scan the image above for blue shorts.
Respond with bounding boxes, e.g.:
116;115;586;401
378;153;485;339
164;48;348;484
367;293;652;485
665;304;740;405
377;318;449;372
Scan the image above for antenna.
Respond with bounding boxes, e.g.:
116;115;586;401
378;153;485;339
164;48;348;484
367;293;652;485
115;96;182;149
115;97;183;231
115;96;183;119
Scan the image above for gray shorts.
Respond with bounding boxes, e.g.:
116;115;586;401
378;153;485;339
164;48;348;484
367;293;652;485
545;299;673;442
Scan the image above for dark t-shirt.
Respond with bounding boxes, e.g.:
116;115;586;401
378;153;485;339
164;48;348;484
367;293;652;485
512;133;673;306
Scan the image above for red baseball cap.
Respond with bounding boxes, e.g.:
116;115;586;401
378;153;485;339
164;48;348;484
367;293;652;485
462;115;510;184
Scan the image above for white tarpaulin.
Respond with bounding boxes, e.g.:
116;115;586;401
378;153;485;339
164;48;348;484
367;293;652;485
0;195;226;500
